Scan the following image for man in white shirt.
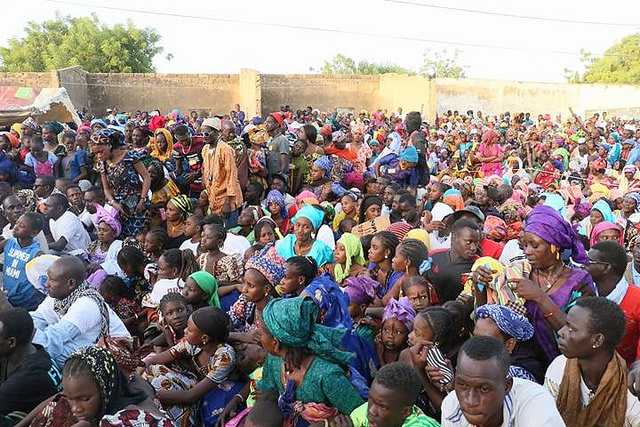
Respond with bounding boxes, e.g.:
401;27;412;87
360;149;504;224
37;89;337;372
45;194;91;255
0;256;130;368
441;336;564;427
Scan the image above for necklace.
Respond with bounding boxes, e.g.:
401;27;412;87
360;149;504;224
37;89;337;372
535;264;565;292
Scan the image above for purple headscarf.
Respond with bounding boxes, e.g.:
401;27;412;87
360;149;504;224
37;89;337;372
525;205;587;264
266;190;287;219
383;297;416;331
95;204;122;237
344;276;378;305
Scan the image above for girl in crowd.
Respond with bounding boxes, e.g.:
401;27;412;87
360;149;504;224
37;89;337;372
383;238;428;305
165;194;194;249
116;245;151;305
24;346;172;427
87;205;123;277
332;192;359;231
377;297;415;366
358;195;384;223
182;271;220;310
367;231;402;301
228;246;286;336
332;232;366;285
257;296;365;424
143;307;243;427
279;255;318;297
148;292;188;351
403;276;438;313
143;248;198;309
265;189;290;236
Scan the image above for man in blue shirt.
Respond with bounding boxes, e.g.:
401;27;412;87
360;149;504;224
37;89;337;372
2;212;45;310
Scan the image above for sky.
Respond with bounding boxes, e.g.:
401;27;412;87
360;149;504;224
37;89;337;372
1;0;639;82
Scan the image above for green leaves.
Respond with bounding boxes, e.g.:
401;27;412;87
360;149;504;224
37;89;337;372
321;53;412;75
0;15;163;73
567;34;640;84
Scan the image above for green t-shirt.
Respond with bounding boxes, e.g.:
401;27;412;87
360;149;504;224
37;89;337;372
350;402;440;427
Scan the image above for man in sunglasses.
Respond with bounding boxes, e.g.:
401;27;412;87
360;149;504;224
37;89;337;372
201;118;243;227
585;240;640;396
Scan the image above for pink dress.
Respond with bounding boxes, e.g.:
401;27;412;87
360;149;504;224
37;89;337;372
478;142;504;177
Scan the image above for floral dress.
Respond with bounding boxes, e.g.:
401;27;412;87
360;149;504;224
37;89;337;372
97;150;149;237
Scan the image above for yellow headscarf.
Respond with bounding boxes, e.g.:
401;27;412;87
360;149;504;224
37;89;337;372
150;128;174;162
10;123;22;138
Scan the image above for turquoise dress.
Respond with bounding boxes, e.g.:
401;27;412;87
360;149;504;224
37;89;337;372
276;234;335;267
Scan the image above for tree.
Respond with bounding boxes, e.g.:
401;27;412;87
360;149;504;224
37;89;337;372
0;14;163;73
419;49;466;79
321;53;412;75
565;34;640;84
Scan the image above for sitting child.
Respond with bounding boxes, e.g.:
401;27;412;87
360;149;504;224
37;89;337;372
178;213;203;256
148;292;189;352
99;274;142;334
377;297;415;366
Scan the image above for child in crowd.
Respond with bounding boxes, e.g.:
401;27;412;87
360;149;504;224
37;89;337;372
403;276;437;313
99;274;142;333
377;297;415;366
278;255;318;297
148;292;189;352
179;213;203;256
116;245;151;304
143;248;198;309
332;232;366;285
181;271;220;310
2;212;45;310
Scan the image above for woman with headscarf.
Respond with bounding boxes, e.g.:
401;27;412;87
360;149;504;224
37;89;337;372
257;296;365;425
579;198;616;240
87;204;124;281
332;232;366;284
182;270;220;309
265;189;290;235
475;205;595;366
476;128;504;177
27;346;171;427
149;128;174;163
41;121;65;156
228;245;286;336
165;194;193;249
91;128;151;238
276;205;334;267
308;156;347;202
589;221;624;248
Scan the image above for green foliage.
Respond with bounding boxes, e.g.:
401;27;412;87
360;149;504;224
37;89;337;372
0;14;163;73
419;49;466;79
321;53;412;75
566;35;640;84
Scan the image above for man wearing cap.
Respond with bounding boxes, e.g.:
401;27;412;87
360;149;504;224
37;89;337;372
265;112;290;179
201;118;243;225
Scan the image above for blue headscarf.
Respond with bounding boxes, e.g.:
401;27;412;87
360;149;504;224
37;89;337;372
542;192;567;217
292;205;325;231
266;190;288;219
476;304;534;342
302;274;352;330
400;146;418;163
313;156;333;178
592;199;615;223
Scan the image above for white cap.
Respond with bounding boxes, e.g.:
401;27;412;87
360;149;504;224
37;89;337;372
201;117;222;131
624;124;637;132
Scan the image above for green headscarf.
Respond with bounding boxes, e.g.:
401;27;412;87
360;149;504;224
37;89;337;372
263;296;353;367
333;233;366;284
189;271;220;308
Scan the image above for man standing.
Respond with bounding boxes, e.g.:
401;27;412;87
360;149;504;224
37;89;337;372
264;112;290;179
441;336;564;426
201;118;243;226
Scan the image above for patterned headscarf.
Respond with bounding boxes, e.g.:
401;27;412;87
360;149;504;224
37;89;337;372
169;195;193;219
475;304;534;342
95;204;122;237
313;156;333;178
65;346;118;417
266;190;287;219
16;189;37;212
383;297;416;331
54;282;110;340
263;296;353;366
245;244;287;288
248;124;270;145
302;274;352;330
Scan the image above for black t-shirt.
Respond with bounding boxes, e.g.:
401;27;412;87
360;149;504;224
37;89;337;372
425;250;476;303
0;345;62;415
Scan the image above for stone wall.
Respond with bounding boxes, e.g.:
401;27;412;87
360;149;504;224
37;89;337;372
85;72;239;115
261;74;380;115
1;67;639;120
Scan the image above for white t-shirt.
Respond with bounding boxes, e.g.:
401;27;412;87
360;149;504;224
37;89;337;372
79;208;99;230
49;211;91;254
441;378;564;427
2;223;49;252
179;238;200;256
143;277;184;308
316;224;335;250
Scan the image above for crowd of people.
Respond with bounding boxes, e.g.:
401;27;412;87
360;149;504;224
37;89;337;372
0;103;639;426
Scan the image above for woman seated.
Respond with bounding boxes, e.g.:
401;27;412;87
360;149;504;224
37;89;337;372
257;296;365;426
22;346;172;427
545;297;640;426
86;205;124;282
331;232;366;285
143;307;244;427
276;205;334;268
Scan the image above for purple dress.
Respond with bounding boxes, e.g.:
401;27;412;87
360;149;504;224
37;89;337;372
525;268;594;363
